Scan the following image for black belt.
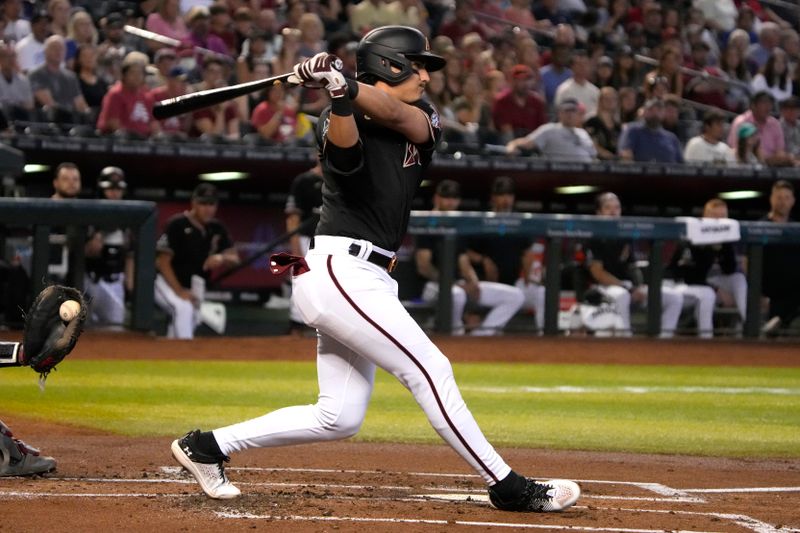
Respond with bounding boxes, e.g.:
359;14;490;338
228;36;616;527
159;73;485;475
309;238;397;272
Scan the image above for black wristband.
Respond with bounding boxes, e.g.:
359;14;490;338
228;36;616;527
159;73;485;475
346;79;359;99
330;96;353;117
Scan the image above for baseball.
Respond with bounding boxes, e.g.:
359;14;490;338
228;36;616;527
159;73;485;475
59;300;81;321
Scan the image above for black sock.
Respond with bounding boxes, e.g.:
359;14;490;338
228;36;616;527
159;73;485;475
194;430;223;457
491;470;526;501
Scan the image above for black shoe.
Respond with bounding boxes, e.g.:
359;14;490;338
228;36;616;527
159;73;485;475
489;478;580;512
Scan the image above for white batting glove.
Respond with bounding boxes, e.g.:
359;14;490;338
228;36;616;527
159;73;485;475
291;52;347;98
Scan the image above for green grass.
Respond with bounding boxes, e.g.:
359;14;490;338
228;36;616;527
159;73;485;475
2;360;799;457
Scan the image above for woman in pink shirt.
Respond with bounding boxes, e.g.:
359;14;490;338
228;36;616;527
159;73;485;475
146;0;190;43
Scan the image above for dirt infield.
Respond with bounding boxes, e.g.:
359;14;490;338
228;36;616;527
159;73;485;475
2;333;800;532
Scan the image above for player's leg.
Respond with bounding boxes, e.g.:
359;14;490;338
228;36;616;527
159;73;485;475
679;284;716;338
515;280;546;331
473;282;525;336
421;281;467;335
154;275;195;339
90;278;125;326
0;420;56;477
709;273;747;321
173;329;375;499
213;333;375;452
658;284;684;338
300;253;578;510
597;285;631;334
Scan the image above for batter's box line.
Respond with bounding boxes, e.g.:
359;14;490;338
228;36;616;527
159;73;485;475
158;466;705;503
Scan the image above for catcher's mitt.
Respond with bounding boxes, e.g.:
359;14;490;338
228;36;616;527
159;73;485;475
22;285;87;381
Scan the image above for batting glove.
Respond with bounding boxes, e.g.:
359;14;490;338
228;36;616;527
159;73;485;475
292;52;347;98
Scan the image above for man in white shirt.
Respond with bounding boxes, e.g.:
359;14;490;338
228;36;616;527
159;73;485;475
14;11;49;73
2;0;31;43
506;98;597;161
554;51;599;116
684;111;737;165
0;42;34;117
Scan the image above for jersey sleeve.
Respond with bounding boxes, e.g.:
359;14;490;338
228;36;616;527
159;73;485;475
315;107;364;176
415;99;442;159
157;217;181;255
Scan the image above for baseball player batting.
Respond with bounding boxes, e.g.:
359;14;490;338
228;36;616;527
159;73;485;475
171;26;580;513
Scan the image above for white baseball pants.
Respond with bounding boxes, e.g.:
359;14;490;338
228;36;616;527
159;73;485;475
213;236;512;485
421;280;524;336
154;274;200;339
83;274;125;326
288;235;312;325
596;284;684;337
666;281;716;338
515;279;546;331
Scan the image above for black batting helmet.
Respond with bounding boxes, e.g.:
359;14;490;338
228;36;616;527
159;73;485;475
356;26;446;86
98;166;127;190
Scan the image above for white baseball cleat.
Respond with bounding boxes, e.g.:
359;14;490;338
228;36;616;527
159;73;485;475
171;430;241;500
489;478;580;512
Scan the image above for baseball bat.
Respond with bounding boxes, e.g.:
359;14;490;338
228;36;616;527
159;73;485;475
123;25;232;62
153;72;296;119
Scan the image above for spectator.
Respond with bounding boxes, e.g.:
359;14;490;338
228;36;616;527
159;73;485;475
761;180;800;335
188;58;239;140
683;42;727;111
506;98;597;161
251;82;298;143
593;55;614;88
209;4;236;54
84;166;133;328
448;72;493;145
584;86;621;160
146;0;190;44
661;94;692;146
585;191;684;337
719;43;753;112
186;5;230;60
503;0;548;32
439;0;490;43
751;49;793;103
610;46;641;90
236;30;270;83
155;183;239;339
642;47;682;99
540;43;572;105
73;44;108;123
746;21;780;71
555;50;600;116
97;53;159;138
0;43;34;122
148;66;190;136
284;159;323;336
684;111;737;165
297;12;326;59
150;47;178;87
727;91;793;166
96;13;132;85
270;27;301;82
618;98;684;163
533;0;572;26
349;0;395;36
733;121;764;166
779;96;800;161
602;0;631;49
65;9;97;68
693;0;738;33
51;161;81;199
231;6;254;55
47;0;70;38
618;86;639;123
14;10;50;73
29;35;90;123
2;0;31;43
641;3;663;50
492;64;547;144
781;28;799;69
415;179;524;336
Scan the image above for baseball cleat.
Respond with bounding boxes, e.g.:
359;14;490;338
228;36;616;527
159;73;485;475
171;430;241;499
489;478;580;512
0;438;56;477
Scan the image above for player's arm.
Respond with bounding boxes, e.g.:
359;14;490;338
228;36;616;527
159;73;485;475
286;212;303;256
350;81;432;145
457;252;480;301
415;248;439;281
588;259;624;287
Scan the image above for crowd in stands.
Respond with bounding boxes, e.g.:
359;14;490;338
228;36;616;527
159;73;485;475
0;0;796;165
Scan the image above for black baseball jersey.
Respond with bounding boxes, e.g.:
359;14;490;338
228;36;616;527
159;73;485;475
285;169;323;238
466;235;531;285
585;239;637;282
156;212;234;288
666;242;737;286
314;99;441;251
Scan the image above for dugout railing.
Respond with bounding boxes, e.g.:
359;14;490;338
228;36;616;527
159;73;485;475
407;212;800;338
0;198;157;331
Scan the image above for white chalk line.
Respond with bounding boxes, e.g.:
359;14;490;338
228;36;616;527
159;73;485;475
462;385;800;395
213;510;719;533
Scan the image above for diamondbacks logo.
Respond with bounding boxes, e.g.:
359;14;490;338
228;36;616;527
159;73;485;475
403;143;420;168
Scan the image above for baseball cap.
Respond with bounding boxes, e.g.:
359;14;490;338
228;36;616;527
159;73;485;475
186;6;210;22
491;176;515;195
167;65;188;79
737;122;758;139
558;97;584;112
98;166;127;190
510;64;533;80
435;179;461;198
106;12;124;28
31;10;51;24
598;55;613;67
192;183;219;204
